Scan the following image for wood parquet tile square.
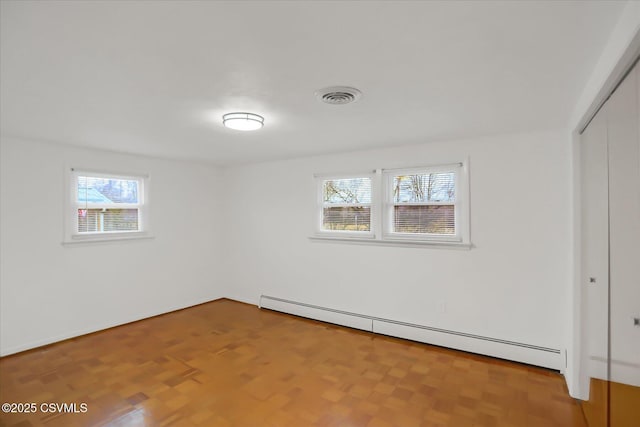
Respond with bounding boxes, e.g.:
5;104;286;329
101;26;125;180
0;299;586;427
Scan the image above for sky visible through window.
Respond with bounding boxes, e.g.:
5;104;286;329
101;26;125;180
322;178;371;231
393;172;455;203
77;176;139;204
323;177;371;204
76;176;141;233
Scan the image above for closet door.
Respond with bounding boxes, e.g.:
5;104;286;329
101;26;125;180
607;61;640;427
580;95;610;427
580;59;640;427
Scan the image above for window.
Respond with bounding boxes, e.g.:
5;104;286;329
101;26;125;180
383;165;462;241
314;163;469;246
67;169;149;242
318;175;373;237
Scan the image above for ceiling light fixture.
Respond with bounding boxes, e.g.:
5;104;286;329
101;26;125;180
222;112;264;131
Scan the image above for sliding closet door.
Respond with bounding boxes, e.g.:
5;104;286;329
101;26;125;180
606;61;640;427
581;59;640;427
580;96;610;427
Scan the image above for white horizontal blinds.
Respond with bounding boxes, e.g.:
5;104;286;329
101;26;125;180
77;175;141;233
392;171;456;235
322;177;372;231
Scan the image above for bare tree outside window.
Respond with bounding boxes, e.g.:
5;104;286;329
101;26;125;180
322;177;371;231
392;172;456;234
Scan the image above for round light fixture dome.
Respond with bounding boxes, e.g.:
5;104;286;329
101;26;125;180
222;112;264;131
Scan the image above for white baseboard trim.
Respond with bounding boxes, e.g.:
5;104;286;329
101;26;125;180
259;294;374;332
259;294;562;370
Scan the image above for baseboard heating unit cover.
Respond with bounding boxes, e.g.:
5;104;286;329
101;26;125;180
259;295;561;370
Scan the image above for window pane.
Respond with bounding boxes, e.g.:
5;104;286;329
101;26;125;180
323;178;371;204
322;206;371;231
393;172;455;203
78;208;139;233
393;205;454;234
78;176;139;204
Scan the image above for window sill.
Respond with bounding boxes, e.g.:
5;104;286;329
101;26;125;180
309;235;472;249
62;233;155;246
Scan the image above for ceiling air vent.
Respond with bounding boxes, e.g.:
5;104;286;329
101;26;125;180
316;86;362;105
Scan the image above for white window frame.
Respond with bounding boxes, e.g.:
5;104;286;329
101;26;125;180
64;168;151;244
311;162;470;248
314;172;376;239
382;164;467;243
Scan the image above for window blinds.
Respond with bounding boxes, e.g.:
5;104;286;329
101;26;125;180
76;175;141;233
391;172;456;235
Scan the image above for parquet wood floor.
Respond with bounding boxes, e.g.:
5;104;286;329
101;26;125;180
581;378;640;427
0;299;586;427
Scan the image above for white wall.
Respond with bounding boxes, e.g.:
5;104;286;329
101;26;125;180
0;136;225;356
1;130;572;368
222;130;571;356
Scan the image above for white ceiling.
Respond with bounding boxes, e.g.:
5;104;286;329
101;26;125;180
0;1;627;166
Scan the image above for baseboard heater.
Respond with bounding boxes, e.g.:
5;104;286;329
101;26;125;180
259;295;562;370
